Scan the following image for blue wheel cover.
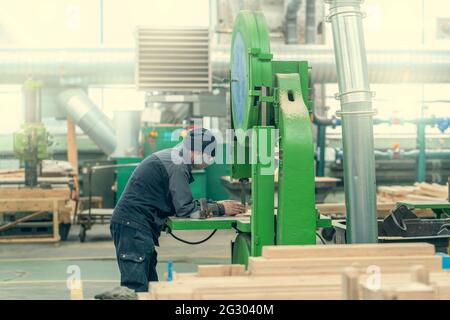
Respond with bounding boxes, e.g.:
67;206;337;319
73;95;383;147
231;32;247;128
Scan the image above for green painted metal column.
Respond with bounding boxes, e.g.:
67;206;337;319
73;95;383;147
251;126;275;256
276;73;317;245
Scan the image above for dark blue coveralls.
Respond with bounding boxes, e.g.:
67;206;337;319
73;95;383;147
110;146;224;292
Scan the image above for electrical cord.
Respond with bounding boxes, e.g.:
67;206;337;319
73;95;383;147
316;231;327;245
168;229;218;245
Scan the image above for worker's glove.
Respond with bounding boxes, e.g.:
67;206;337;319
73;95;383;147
199;198;213;219
194;199;225;219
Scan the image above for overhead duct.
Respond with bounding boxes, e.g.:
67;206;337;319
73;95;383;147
284;0;302;44
111;110;141;158
0;48;134;86
58;88;116;155
326;0;377;243
0;46;450;85
213;45;450;83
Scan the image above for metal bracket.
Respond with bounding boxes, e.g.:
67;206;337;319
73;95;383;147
335;109;378;117
325;10;366;23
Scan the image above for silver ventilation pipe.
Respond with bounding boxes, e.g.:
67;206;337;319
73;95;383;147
211;45;450;83
305;0;317;43
0;48;134;86
58;88;117;155
0;47;449;85
284;0;302;44
326;0;377;243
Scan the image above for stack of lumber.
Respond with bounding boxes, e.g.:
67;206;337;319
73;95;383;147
378;182;448;203
142;243;450;300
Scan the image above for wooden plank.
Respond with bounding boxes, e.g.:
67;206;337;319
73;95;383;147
362;282;437;300
66;117;79;175
52;200;60;242
262;243;435;259
0;199;66;212
197;264;246;277
149;271;450;300
248;255;443;276
0;188;71;199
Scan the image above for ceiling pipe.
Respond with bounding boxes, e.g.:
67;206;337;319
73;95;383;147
326;0;378;243
212;45;450;83
0;47;449;85
284;0;302;44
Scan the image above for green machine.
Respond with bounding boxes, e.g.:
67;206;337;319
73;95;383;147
13;79;50;187
166;10;331;266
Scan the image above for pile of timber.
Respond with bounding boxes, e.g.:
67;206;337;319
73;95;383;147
142;243;450;300
378;182;448;203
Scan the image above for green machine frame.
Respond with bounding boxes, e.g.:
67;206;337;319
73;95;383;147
166;10;330;266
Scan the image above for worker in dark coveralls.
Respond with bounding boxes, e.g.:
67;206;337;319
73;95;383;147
110;128;245;292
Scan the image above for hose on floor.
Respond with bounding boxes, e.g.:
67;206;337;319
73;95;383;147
168;229;218;245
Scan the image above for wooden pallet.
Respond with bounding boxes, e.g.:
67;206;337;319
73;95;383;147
144;243;450;300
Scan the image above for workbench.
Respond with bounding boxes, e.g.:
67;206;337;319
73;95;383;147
166;216;251;233
166;213;332;233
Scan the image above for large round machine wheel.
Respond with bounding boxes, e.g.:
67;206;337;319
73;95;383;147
231;233;251;266
230;10;271;132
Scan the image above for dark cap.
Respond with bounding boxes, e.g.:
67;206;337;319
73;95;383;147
182;128;217;157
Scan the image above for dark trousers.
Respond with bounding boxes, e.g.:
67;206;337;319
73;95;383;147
110;222;158;292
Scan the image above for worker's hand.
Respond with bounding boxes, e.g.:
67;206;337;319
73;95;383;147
218;200;245;216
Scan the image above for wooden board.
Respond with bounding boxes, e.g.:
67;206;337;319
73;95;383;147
262;243;435;259
150;272;450;300
248;255;443;276
0;198;66;212
197;265;246;277
0;187;71;199
148;243;450;300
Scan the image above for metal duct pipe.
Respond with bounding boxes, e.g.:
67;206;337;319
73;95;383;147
211;45;450;83
58;88;117;155
0;48;134;86
336;149;450;160
0;47;449;85
22;79;41;123
111;110;141;158
305;0;316;43
326;0;377;243
284;0;302;44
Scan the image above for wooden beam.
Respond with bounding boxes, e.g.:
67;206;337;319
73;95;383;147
248;255;443;276
262;243;436;259
66;117;79;175
0;199;66;212
0;188;71;199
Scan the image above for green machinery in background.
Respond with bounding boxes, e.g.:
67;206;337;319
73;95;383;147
13;80;50;187
165;10;331;266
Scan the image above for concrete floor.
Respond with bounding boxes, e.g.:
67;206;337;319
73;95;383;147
0;224;236;300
